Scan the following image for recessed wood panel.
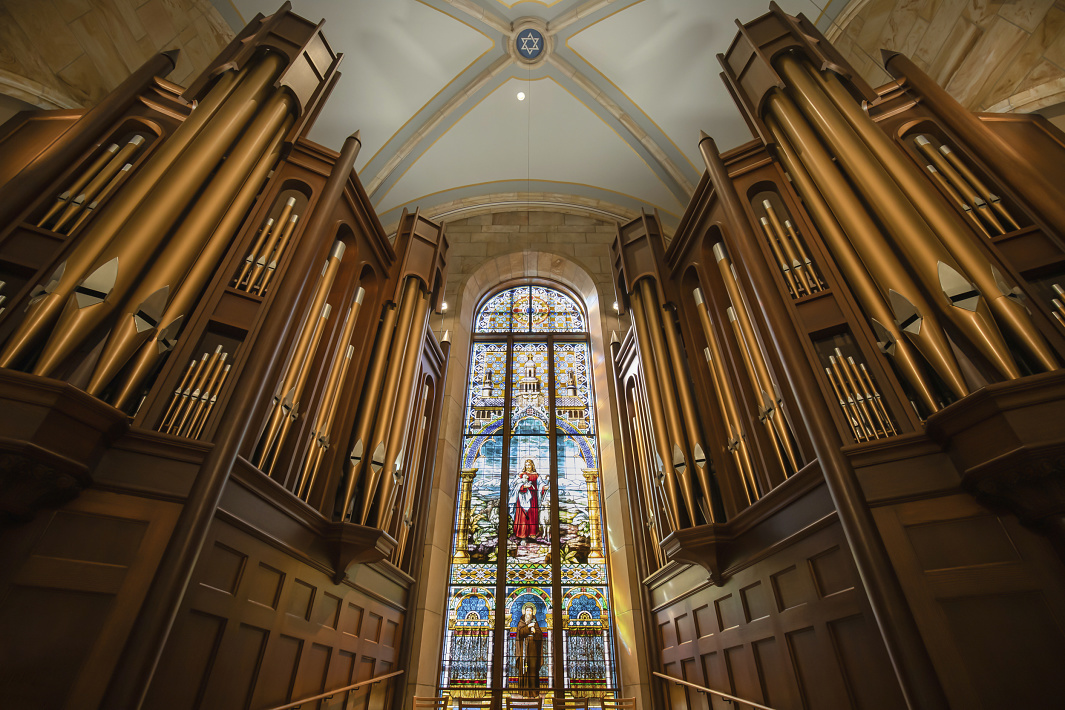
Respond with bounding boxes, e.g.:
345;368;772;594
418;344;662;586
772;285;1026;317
787;626;849;709
906;515;1020;571
344;602;364;637
658;618;676;649
0;586;113;710
680;657;708;710
752;636;796;709
809;545;857;598
144;610;226;709
663;661;687;710
741;581;771;622
34;510;148;566
201;623;268;709
199;542;246;595
715;593;743;631
382;618;400;648
829;614;906;710
941;591;1065;707
287;579;315;620
292;642;331;702
693;603;715;638
247;562;284;609
313;591;342;629
362;611;383;643
675;612;694;645
724;645;759;701
771;564;809;612
255;634;303;708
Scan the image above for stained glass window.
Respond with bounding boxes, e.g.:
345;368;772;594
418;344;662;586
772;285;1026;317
441;284;617;704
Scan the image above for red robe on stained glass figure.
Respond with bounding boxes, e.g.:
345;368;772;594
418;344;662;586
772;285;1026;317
512;458;540;540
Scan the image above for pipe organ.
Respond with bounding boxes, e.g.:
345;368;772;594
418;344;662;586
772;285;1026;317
617;4;1065;708
0;5;448;709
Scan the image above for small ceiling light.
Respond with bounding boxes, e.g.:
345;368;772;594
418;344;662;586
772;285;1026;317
441;301;449;313
612;300;620;312
517;91;526;101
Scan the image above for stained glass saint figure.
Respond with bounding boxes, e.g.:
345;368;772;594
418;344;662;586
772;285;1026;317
510;458;540;540
515;604;543;697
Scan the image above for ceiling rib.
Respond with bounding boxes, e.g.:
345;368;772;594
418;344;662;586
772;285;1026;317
549;53;695;198
365;53;514;198
437;0;512;34
548;0;616;33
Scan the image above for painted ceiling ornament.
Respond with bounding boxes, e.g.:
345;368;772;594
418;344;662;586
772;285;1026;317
516;28;545;61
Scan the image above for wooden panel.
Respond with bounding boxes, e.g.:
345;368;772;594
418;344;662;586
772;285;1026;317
650;522;903;708
143;610;226;709
199;542;247;595
829;614;906;710
905;515;1020;572
940;591;1065;707
248;562;284;609
201;623;268;708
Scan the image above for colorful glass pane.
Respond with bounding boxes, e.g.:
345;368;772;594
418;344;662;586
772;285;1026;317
442;286;616;699
474;286;585;334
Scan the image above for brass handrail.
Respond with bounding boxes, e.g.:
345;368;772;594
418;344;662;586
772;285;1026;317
262;669;404;710
653;671;776;710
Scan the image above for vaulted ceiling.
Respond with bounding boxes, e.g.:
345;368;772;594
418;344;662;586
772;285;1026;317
223;0;833;231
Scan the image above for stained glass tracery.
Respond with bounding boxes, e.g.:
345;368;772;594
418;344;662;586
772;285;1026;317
442;285;616;702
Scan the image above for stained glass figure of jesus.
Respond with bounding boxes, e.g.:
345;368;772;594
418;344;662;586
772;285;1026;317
511;458;540;540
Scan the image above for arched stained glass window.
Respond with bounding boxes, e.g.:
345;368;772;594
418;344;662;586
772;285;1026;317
441;284;618;703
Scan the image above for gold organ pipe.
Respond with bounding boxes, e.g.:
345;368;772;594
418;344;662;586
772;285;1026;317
255;214;299;295
339;300;401;520
0;65;247;369
267;301;333;477
939;144;1021;231
914;136;1005;235
758;216;801;297
160;357;200;432
167;346;221;434
632;409;666;568
38;143;119;228
832;353;879;439
924;164;990;238
297;287;365;500
256;241;345;472
68;163;134;235
629;291;683;529
715;244;801;473
693;289;758;504
394;386;430;562
822;370;864;440
845;355;890;436
373;286;432;529
776;56;1021;379
109;129;287;410
798;59;1057;374
87;93;294;396
728;307;792;475
246;197;297;292
783;218;824;289
638;279;699;525
52;136;146;233
353;277;420;522
763;200;816;293
659;299;715;522
1053;285;1065;327
236;218;275;288
765;100;967;403
181;352;228;437
32;55;288;378
857;361;897;436
193;363;230;439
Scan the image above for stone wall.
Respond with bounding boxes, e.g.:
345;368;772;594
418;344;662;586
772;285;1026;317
827;0;1065;118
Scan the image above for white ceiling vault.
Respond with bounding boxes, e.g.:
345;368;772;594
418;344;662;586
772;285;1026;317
220;0;832;232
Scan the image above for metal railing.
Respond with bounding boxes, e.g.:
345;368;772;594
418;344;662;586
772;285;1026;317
652;672;776;710
262;669;404;710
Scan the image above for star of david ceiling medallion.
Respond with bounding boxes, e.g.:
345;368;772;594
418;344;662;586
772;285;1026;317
508;19;550;67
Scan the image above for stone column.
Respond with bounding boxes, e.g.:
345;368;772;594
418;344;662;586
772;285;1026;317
583;468;605;563
454;467;478;562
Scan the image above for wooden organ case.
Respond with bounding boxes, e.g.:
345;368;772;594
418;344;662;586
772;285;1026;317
614;4;1065;709
0;5;448;710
